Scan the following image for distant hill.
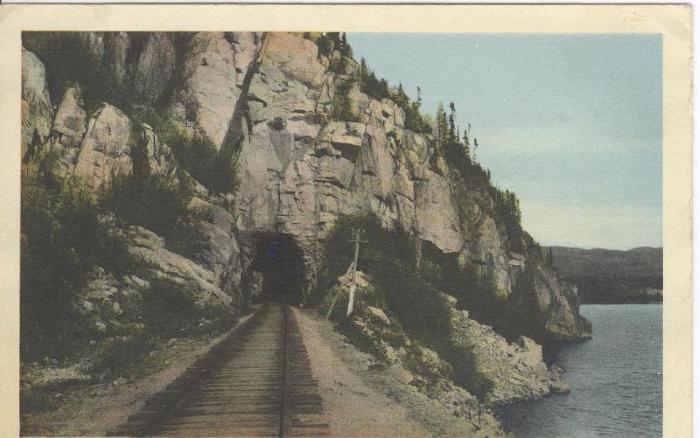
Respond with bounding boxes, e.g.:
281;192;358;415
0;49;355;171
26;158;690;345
548;246;662;304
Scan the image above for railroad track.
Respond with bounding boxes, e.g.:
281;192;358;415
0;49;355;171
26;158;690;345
110;302;328;437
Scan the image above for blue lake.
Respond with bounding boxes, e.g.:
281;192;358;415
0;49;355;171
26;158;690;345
500;304;662;437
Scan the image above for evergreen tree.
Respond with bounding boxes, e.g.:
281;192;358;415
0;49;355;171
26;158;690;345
448;102;457;144
435;103;448;148
394;83;409;108
339;32;352;57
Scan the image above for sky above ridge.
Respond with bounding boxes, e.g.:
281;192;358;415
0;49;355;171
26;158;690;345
347;33;662;250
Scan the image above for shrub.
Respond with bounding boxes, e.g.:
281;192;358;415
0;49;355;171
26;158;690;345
358;62;390;101
303;112;327;126
419;241;504;327
316;34;334;58
165;220;210;264
270;116;286;131
376;265;453;346
330;81;357;122
133;111;237;194
142;278;235;338
314;214;451;345
90;334;157;379
142;278;201;337
21;175;131;361
101;171;192;239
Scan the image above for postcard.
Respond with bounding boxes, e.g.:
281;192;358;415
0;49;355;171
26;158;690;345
0;4;691;437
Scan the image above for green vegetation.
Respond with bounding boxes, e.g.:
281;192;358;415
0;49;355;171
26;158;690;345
90;334;157;379
143;278;203;337
311;32;353;60
357;58;390;101
491;189;524;252
102;171;191;238
391;84;433;134
133;111;238;194
315;214;501;398
432;101;525;252
21;173;132;361
89;278;235;378
306;32;433;134
101;170;210;262
417;241;502;323
330;81;358;122
314;215;452;346
22;32;128;112
21;160;215;362
314;213;507;342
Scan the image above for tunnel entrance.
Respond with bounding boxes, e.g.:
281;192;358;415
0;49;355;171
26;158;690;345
251;233;306;305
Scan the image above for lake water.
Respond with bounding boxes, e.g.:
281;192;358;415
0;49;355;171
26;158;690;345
499;304;662;437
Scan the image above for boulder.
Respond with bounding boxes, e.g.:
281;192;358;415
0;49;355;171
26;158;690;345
40;85;89;177
52;86;87;148
126;226;232;307
73;104;132;191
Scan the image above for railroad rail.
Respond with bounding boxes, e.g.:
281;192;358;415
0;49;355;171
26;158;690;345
110;302;328;437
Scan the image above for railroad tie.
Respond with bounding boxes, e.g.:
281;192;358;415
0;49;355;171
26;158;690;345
109;302;328;437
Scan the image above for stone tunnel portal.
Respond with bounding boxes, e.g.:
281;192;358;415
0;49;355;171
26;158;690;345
252;233;306;305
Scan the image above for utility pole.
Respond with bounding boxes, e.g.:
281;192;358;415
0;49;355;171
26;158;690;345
346;229;368;316
324;228;368;319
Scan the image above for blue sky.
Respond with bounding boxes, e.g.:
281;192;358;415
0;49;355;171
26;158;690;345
348;33;662;250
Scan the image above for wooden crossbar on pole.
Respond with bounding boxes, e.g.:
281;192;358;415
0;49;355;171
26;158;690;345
346;229;368;316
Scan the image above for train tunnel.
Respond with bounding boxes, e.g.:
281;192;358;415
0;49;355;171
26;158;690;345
250;232;306;305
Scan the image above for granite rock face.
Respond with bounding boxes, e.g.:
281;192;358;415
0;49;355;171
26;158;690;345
73;104;133;192
446;303;565;405
133;33;176;105
228;33;590;342
21;48;54;159
21;32;591;347
168;32;241;149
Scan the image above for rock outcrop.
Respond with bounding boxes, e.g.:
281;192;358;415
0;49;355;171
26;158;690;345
168;32;241;149
20;33;599;436
21;48;53;160
21;30;591;385
73;103;133;192
133;33;176;106
228;32;590;342
445;298;568;405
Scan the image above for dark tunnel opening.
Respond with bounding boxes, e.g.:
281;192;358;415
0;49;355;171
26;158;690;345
251;233;306;305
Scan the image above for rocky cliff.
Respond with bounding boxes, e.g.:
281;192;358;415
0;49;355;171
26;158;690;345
21;31;590;403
